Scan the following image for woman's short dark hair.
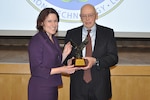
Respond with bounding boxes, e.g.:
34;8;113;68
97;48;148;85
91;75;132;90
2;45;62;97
36;8;59;32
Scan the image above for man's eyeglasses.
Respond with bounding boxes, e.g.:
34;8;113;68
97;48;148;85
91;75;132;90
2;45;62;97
80;13;96;19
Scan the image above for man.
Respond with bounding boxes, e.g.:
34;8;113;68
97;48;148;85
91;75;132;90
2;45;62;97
64;4;118;100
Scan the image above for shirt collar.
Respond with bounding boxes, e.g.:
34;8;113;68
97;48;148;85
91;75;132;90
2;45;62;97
82;24;96;36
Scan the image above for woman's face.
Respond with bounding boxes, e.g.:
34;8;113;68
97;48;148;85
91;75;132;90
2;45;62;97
42;13;58;35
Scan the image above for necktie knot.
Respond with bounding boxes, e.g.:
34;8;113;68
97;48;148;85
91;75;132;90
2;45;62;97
87;29;91;42
87;29;91;34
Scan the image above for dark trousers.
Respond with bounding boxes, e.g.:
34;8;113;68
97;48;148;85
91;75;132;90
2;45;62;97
70;80;98;100
70;80;111;100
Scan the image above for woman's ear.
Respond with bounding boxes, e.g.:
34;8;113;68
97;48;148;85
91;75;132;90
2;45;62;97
41;22;43;26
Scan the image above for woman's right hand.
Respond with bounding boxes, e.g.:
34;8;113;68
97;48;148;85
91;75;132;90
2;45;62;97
62;65;76;74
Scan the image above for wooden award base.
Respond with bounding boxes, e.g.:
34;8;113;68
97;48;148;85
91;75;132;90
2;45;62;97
72;58;88;67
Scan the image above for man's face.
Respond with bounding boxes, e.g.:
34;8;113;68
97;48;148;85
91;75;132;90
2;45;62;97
80;5;98;29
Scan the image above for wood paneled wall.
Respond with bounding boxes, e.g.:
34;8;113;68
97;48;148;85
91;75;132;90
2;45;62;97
0;64;150;100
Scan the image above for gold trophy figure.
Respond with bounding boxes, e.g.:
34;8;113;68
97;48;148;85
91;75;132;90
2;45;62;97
70;38;88;67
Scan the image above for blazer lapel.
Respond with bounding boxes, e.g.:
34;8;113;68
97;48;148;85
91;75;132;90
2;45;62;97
92;25;104;57
40;32;57;50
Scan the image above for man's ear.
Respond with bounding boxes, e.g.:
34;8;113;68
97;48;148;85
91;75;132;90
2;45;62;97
96;13;98;19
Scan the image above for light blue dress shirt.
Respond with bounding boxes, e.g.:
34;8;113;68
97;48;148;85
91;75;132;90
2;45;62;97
82;24;96;57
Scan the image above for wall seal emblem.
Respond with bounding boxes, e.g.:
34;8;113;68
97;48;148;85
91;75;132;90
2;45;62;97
27;0;123;22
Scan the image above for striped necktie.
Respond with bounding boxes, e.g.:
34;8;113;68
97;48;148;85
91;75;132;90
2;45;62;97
83;29;92;83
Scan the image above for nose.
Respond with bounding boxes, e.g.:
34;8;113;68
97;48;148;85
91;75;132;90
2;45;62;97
52;21;57;26
85;15;90;20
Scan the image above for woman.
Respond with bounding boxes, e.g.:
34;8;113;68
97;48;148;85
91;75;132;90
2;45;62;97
28;8;76;100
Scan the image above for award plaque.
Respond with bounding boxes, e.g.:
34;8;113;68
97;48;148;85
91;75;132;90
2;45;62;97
70;38;88;67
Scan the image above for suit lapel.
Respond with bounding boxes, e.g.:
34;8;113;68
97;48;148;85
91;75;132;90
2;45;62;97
73;26;83;45
92;25;104;57
40;32;59;52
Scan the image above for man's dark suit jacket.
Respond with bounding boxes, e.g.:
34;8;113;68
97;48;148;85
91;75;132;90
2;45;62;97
65;24;118;100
